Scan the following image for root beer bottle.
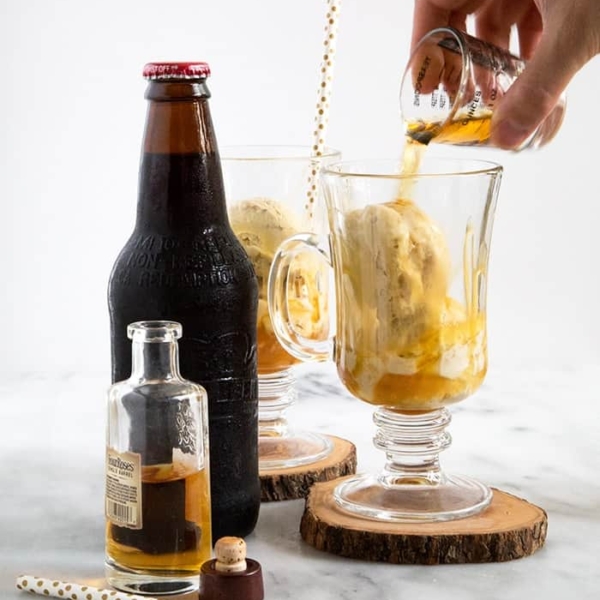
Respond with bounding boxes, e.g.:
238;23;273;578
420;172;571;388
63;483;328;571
108;62;260;540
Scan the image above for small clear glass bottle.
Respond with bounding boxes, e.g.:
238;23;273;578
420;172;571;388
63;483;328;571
105;321;211;596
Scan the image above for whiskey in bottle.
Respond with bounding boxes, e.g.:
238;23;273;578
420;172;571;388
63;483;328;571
105;321;211;596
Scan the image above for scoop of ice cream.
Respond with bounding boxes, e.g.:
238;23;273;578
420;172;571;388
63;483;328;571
338;198;486;404
229;197;327;343
229;197;304;294
342;198;451;352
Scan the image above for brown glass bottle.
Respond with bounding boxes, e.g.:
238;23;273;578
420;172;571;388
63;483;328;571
108;62;260;540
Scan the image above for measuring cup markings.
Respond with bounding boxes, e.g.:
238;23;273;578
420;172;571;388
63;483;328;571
413;55;432;107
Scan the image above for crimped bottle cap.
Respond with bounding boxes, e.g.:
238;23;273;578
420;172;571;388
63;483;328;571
142;62;211;80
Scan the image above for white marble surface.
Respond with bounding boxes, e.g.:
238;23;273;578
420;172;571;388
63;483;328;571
1;363;598;600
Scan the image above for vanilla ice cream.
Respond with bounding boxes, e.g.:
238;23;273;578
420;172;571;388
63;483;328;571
336;198;486;409
229;198;327;374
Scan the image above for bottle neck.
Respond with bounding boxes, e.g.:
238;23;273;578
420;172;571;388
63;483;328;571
130;340;181;382
136;80;228;232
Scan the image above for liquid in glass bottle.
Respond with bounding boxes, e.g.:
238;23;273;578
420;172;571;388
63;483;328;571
105;321;211;596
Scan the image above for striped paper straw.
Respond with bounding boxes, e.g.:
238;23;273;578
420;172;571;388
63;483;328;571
306;0;342;222
16;575;157;600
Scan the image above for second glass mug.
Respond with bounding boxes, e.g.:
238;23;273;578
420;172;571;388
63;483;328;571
221;145;341;471
269;157;502;521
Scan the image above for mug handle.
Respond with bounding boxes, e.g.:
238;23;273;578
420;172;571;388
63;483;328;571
267;233;333;362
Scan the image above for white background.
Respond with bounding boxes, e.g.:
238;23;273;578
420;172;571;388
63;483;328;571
1;0;599;377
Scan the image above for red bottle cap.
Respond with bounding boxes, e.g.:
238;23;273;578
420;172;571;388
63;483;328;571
142;62;211;80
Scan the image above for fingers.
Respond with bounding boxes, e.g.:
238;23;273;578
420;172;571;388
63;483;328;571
490;29;576;148
409;0;486;98
410;2;459;97
474;5;511;50
516;4;543;60
411;0;451;50
475;0;535;50
448;10;468;33
408;0;600;150
411;0;486;49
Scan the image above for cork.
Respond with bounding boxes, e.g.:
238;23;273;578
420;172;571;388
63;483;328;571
200;537;264;600
214;536;248;573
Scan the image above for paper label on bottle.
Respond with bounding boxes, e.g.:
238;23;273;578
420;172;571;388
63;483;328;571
105;448;143;530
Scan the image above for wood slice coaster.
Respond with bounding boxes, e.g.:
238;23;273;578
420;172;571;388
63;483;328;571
260;436;357;502
300;479;547;564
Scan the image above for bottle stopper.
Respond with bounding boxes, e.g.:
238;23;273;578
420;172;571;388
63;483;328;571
200;537;264;600
215;536;248;572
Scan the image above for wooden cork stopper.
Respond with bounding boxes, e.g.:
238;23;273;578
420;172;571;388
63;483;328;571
200;537;265;600
214;536;247;573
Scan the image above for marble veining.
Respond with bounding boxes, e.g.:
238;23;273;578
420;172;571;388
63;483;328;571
0;363;598;600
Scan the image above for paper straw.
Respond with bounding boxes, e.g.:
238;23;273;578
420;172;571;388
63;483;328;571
16;575;158;600
306;0;342;222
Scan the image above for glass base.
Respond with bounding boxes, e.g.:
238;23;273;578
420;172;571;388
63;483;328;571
259;430;333;470
105;559;199;596
258;368;333;470
333;472;492;523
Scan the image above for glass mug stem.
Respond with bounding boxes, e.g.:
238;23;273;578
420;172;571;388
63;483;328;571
374;407;451;487
258;369;297;437
257;366;333;469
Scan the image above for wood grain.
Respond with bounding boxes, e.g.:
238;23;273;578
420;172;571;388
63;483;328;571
260;436;357;502
300;479;547;563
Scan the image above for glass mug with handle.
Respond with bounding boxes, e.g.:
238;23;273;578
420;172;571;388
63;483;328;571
221;145;341;472
269;157;502;521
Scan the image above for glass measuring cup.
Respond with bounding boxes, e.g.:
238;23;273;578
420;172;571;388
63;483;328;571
400;27;566;149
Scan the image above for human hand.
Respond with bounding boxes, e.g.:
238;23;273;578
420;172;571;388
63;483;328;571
412;0;600;148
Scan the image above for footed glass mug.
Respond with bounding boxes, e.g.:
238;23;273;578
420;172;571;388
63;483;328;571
222;146;341;470
269;157;501;521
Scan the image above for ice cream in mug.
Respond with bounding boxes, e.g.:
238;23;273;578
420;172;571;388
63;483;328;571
334;197;486;410
229;198;328;375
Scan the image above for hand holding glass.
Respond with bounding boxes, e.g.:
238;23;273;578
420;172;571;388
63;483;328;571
400;27;566;149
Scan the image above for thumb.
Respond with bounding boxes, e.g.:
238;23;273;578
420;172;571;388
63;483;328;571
490;31;575;149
